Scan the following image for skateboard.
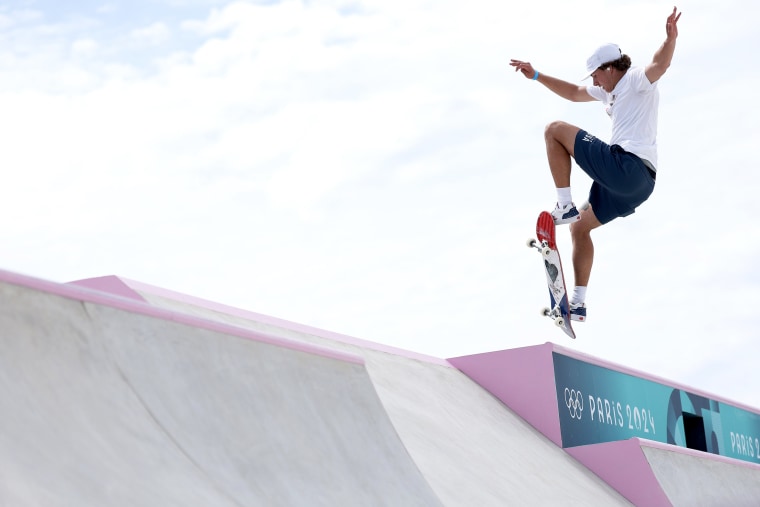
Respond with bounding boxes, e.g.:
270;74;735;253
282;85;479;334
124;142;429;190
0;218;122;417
527;211;576;339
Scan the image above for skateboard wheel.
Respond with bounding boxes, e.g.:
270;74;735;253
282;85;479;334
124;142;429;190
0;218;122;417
527;238;537;248
555;317;565;327
541;246;551;257
542;307;551;317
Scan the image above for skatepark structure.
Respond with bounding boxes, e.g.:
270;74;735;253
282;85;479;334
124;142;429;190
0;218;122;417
2;267;760;506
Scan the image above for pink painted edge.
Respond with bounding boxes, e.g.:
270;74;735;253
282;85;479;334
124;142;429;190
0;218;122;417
450;342;760;453
68;275;146;302
568;438;760;506
110;276;453;367
637;438;760;470
449;342;562;445
0;268;363;366
566;438;672;506
552;343;760;415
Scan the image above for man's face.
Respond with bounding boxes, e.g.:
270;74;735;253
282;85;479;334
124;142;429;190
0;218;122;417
591;66;615;92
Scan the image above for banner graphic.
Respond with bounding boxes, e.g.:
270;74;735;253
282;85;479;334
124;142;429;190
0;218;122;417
553;352;760;465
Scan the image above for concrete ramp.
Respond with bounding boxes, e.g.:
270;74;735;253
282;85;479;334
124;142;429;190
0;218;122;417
0;273;441;506
87;276;633;505
21;269;760;506
0;271;632;505
642;442;760;506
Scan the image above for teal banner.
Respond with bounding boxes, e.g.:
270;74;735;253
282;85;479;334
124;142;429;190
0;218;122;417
553;352;760;465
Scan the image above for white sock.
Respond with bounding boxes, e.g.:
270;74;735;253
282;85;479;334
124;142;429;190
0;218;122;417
572;286;587;305
556;187;573;207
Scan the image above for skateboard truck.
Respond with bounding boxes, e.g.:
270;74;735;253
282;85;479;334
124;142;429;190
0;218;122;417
526;238;552;258
542;305;565;328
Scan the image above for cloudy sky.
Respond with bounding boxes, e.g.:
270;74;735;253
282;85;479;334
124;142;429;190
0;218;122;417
1;1;759;407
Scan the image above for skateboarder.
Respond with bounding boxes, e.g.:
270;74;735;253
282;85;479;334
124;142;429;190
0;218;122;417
510;6;681;322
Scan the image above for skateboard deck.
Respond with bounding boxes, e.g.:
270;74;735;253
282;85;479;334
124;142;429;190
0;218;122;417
528;211;575;339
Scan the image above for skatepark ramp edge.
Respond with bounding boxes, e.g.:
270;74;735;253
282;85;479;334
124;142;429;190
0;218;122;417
0;269;444;505
2;268;760;506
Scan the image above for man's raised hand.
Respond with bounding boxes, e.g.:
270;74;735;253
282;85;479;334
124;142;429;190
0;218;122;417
510;59;537;80
665;6;682;40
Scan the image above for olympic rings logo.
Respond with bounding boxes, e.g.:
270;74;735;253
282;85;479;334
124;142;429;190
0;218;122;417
564;388;584;420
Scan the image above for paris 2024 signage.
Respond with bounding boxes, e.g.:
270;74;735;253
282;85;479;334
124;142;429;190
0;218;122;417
553;352;760;465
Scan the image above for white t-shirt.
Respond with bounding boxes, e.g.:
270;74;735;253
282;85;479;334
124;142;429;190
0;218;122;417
586;67;659;169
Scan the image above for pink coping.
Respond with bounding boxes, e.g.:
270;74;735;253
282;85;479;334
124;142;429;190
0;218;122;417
0;268;363;366
102;275;453;367
68;275;147;302
566;439;672;506
449;342;562;445
568;438;760;506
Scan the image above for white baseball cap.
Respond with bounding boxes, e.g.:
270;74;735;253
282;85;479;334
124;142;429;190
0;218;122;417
582;43;622;80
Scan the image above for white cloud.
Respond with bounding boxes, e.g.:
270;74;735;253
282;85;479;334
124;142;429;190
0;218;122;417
130;22;171;46
71;37;98;56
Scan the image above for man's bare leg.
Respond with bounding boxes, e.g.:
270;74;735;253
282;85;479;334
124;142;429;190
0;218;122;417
545;120;601;299
569;203;602;289
544;121;581;188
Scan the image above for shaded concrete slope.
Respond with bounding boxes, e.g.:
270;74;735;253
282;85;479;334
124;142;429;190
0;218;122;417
0;274;442;506
117;277;630;506
643;444;760;506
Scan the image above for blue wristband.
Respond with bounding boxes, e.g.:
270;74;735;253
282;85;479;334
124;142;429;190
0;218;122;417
532;70;539;81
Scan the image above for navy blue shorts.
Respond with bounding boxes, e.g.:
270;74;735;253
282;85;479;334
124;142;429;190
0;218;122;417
573;130;656;225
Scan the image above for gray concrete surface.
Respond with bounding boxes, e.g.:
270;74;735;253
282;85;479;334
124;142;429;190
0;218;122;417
9;270;760;506
0;280;442;506
643;445;760;507
133;285;631;505
129;281;760;507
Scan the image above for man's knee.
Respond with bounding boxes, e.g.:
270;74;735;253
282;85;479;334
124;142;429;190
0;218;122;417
544;121;579;150
570;207;602;240
569;221;587;242
544;121;567;140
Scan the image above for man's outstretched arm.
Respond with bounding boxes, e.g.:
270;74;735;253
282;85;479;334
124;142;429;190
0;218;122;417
646;7;682;83
510;59;595;103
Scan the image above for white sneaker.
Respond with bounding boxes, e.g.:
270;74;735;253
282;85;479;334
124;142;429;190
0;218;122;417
552;203;581;225
570;302;587;322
